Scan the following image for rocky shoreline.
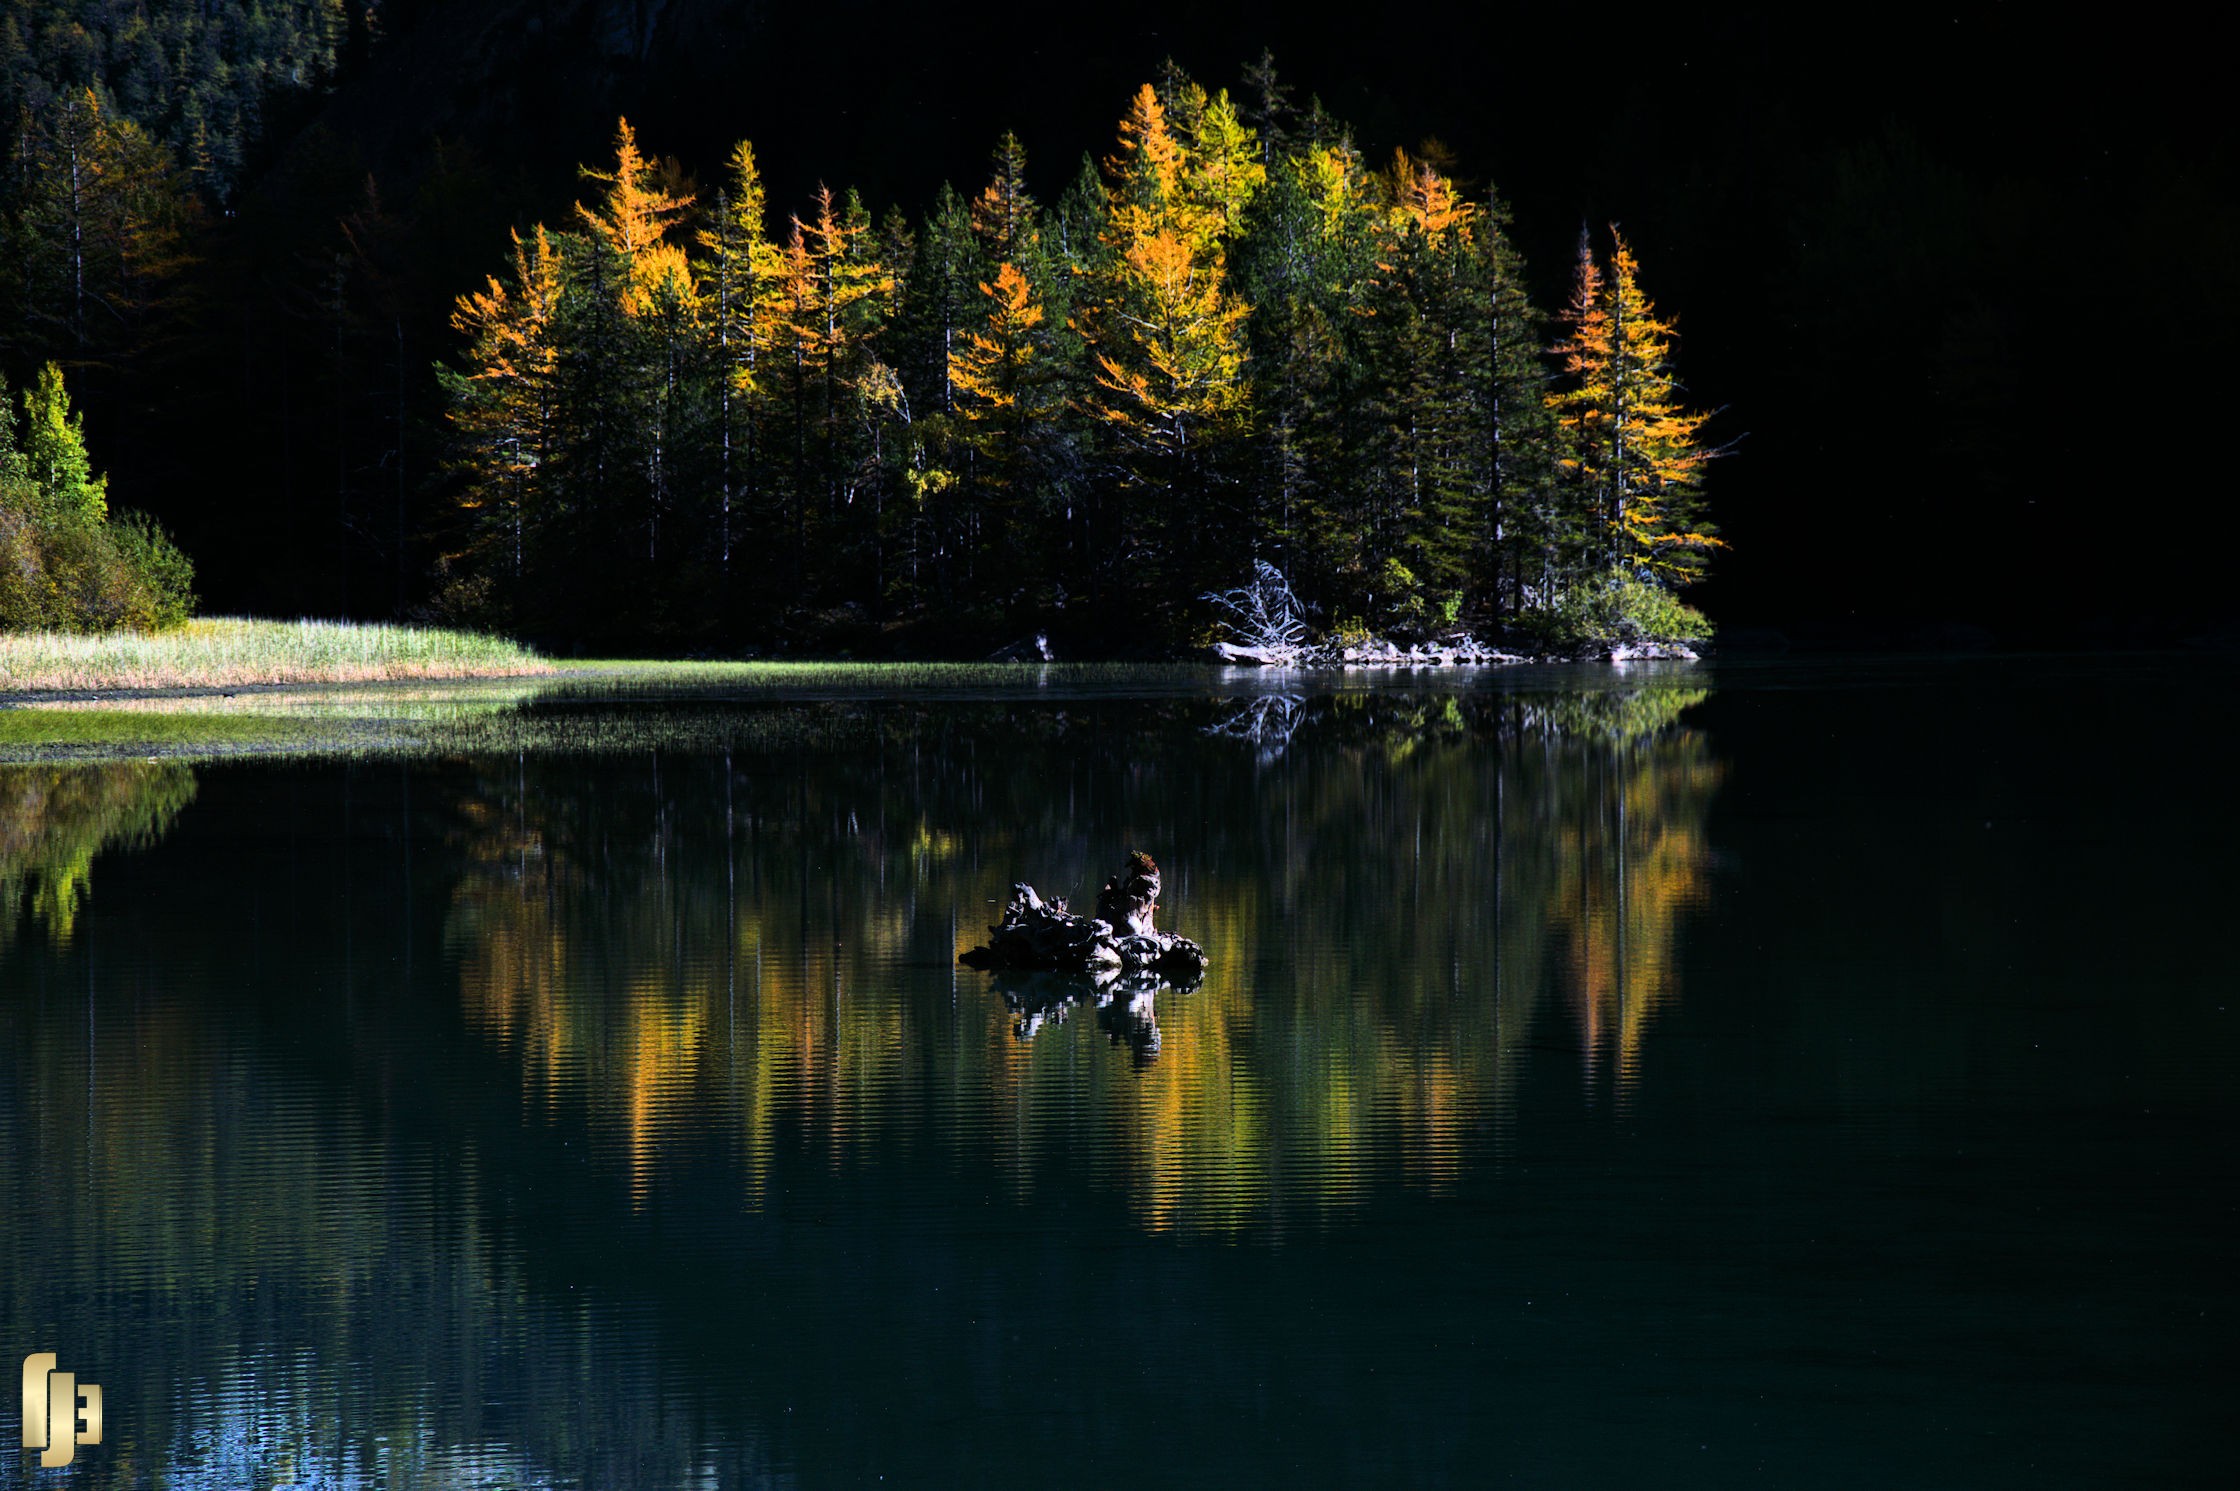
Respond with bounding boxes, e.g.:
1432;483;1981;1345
1208;636;1700;667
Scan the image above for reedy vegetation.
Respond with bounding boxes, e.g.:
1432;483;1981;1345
442;60;1721;648
0;616;544;692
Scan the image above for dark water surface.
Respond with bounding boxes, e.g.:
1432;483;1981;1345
2;659;2233;1487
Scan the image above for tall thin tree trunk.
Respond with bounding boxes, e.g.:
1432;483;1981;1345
66;118;84;355
395;316;407;615
717;228;733;577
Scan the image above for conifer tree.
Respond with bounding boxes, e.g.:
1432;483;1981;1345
1079;80;1254;613
576;119;694;312
3;87;195;369
1239;49;1295;165
1548;227;1613;576
912;183;980;422
1601;231;1718;584
1549;227;1718;586
1477;192;1558;613
971;132;1038;267
576;118;700;567
1049;153;1108;276
1178;88;1265;245
953;260;1060;609
890;182;978;603
1236;135;1374;583
1369;151;1480;611
697;141;784;582
445;225;565;585
799;184;895;588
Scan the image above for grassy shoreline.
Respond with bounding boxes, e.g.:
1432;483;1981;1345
0;617;552;693
0;617;1708;763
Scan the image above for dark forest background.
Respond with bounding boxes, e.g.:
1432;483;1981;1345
2;0;2230;646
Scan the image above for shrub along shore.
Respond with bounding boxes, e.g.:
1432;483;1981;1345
0;618;552;693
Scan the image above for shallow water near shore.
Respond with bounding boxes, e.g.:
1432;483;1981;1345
1;657;2233;1487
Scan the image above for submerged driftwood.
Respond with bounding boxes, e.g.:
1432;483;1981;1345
1211;635;1528;667
960;851;1208;980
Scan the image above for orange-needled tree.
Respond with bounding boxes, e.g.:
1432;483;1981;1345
1548;227;1719;587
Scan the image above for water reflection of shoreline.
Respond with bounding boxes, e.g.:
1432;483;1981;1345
445;686;1721;1233
0;761;197;945
0;687;1724;1484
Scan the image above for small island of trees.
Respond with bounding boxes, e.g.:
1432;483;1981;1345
440;58;1722;655
0;24;1724;662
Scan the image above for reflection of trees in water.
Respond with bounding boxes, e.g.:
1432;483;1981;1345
0;762;196;945
1546;739;1724;1094
442;687;1721;1234
445;752;928;1211
1206;680;1708;758
0;758;785;1487
0;692;1719;1482
0;947;776;1489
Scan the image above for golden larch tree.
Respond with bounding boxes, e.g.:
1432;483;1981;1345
1549;229;1719;584
952;260;1058;579
697;141;788;575
448;224;567;579
576;117;695;315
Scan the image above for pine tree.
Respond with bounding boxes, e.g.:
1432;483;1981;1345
697;141;784;583
800;184;894;582
1235;135;1375;583
1239;49;1295;166
1049;152;1108;275
773;215;820;575
1602;231;1718;584
575;118;694;314
1178;88;1264;245
890;182;978;605
1352;151;1483;626
1477;191;1558;615
913;183;980;422
3;87;196;370
970;132;1037;267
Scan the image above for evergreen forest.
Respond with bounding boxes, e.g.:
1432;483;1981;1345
0;5;1720;649
1;3;2220;645
438;69;1720;650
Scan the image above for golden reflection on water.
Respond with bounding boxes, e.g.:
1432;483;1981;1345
443;686;1722;1234
1550;738;1726;1099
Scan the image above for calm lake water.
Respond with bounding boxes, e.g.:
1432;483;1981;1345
2;659;2233;1487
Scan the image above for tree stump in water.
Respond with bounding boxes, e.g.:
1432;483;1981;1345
1095;849;1162;935
960;851;1208;980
